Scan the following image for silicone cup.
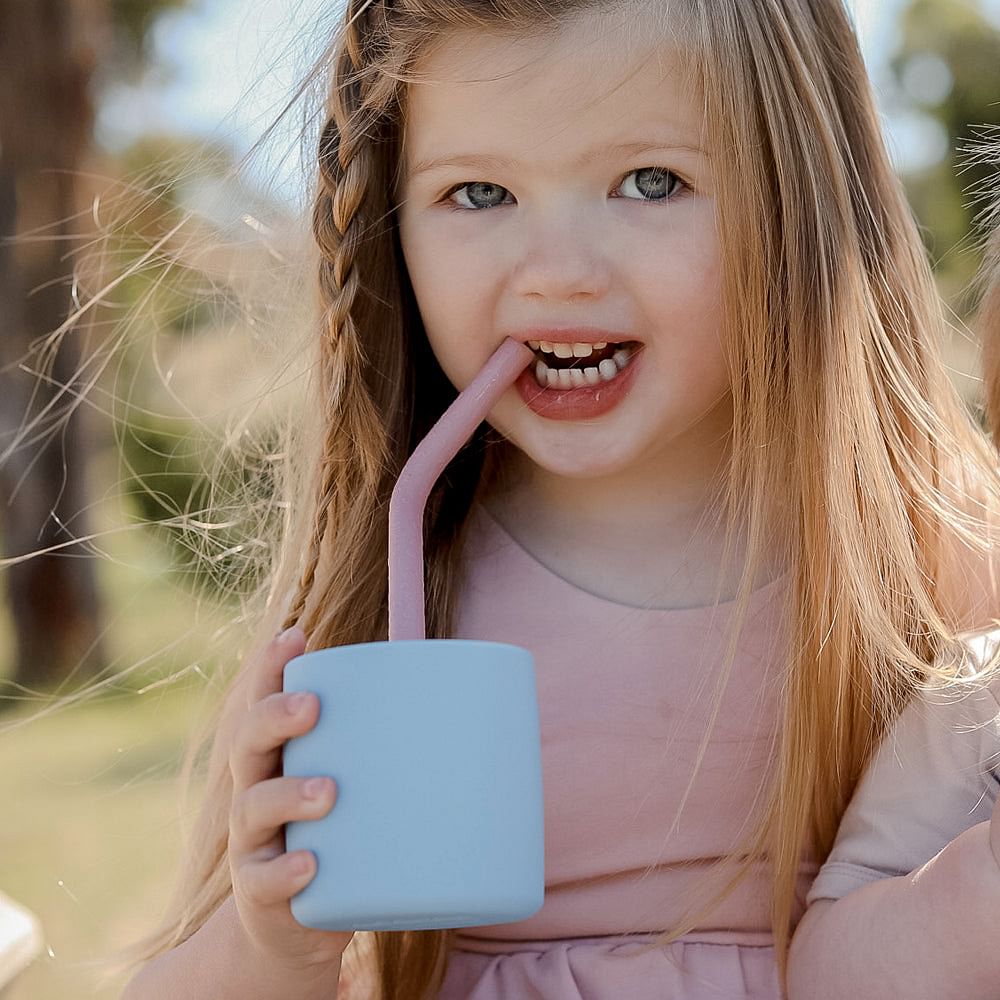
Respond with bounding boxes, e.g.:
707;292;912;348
282;338;546;931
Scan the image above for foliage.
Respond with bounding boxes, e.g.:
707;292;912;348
891;0;1000;309
109;0;193;63
93;132;285;600
118;411;281;602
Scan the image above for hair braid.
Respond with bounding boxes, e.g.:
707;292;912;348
281;3;399;636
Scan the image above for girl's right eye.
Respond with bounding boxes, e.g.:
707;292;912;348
445;182;514;211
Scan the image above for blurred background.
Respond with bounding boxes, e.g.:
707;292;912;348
0;0;999;996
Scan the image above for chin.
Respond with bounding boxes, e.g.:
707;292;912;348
513;438;639;481
486;395;656;475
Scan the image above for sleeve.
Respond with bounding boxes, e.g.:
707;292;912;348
806;630;1000;905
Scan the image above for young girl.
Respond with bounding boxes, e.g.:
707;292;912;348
119;1;1000;998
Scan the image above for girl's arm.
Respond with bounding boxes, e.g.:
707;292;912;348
121;896;343;1000
788;821;1000;999
787;629;1000;998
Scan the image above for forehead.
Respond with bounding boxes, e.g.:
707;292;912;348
402;8;704;173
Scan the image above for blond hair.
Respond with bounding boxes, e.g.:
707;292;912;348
114;1;1000;997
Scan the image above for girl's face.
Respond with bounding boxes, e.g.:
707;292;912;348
397;11;729;488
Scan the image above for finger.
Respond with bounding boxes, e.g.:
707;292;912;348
230;775;337;858
235;848;318;909
230;689;320;792
245;626;308;711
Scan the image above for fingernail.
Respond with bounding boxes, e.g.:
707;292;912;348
286;691;311;714
291;851;313;876
303;777;329;799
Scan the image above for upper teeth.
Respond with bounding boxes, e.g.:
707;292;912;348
527;340;610;358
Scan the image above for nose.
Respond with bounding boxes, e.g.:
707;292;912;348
509;209;612;303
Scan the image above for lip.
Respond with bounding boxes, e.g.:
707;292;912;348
508;327;637;346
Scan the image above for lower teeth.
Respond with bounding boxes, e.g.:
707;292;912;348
533;347;633;389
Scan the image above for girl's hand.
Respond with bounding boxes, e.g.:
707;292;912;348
227;626;355;984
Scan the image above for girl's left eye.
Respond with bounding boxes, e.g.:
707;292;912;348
443;167;684;211
615;167;683;202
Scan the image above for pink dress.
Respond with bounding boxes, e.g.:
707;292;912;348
437;503;815;999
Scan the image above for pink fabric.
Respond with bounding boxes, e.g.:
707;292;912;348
438;503;815;998
442;935;781;999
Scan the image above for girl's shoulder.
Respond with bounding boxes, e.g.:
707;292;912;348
807;623;1000;908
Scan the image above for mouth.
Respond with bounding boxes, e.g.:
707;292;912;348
525;339;642;389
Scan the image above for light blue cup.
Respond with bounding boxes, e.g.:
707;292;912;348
282;638;544;931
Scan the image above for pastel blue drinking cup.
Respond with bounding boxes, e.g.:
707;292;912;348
282;638;545;931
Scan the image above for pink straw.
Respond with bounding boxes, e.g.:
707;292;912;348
388;337;535;641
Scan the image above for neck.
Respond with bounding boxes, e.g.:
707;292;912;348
481;400;784;607
502;451;727;549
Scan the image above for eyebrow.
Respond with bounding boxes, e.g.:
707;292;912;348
406;139;705;181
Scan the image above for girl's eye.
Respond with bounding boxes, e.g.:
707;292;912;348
442;167;684;211
615;167;682;201
448;182;514;211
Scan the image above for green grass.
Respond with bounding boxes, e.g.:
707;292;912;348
0;686;206;999
0;449;239;999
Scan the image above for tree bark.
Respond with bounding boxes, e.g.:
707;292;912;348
0;0;107;690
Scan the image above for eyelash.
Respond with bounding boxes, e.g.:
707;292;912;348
439;167;688;212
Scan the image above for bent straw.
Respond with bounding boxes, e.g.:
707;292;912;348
389;337;535;641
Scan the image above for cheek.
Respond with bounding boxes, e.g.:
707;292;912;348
645;230;723;332
398;215;496;382
644;232;728;391
402;215;480;307
399;216;442;309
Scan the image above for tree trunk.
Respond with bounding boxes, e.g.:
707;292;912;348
0;0;107;690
